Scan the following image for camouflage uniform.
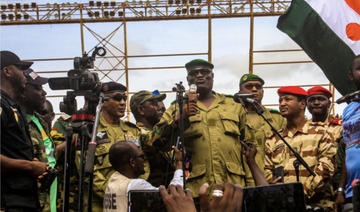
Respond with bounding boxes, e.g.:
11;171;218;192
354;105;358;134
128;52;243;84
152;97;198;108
243;107;286;186
50;114;79;212
27;112;55;212
137;122;174;187
157;93;248;197
87;113;141;211
264;120;337;209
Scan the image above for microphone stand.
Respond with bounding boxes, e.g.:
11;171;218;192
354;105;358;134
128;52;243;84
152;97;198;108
246;98;316;181
172;82;187;189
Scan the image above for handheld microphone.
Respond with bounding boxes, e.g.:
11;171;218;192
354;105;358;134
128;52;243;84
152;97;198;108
188;84;198;103
233;93;254;103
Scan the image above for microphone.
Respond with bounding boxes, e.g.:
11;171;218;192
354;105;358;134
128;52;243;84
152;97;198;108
336;90;360;104
188;84;198;103
233;93;254;103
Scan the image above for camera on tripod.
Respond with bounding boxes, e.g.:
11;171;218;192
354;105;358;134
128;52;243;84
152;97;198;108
48;46;106;115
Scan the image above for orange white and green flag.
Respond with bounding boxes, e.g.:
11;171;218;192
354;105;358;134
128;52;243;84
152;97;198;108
277;0;360;95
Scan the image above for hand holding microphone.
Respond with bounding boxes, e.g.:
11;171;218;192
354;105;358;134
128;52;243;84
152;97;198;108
184;84;199;118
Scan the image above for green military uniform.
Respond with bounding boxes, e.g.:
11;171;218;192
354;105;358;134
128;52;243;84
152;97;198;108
243;107;286;186
88;113;141;211
264;120;337;210
50;114;79;212
158;93;248;197
137;122;173;187
28;112;55;212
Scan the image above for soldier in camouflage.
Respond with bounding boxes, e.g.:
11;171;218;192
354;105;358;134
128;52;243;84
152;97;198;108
18;69;57;212
155;59;250;198
130;90;174;186
83;82;141;211
306;86;344;192
264;86;337;211
238;73;286;186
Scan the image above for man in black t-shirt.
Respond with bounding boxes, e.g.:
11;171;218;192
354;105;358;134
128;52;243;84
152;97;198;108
0;51;48;212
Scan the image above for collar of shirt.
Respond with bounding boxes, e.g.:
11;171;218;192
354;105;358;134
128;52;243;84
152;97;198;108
281;119;310;138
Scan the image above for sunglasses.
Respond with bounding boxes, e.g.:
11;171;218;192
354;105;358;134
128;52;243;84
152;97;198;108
110;94;127;102
188;69;211;76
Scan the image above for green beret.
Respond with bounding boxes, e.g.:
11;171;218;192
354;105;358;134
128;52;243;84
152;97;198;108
130;90;166;114
239;74;264;85
185;59;214;72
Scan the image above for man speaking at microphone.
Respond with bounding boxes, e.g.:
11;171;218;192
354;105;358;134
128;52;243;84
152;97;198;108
237;74;286;186
155;59;250;199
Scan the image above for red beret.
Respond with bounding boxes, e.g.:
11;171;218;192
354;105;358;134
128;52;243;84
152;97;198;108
307;86;332;98
277;86;308;97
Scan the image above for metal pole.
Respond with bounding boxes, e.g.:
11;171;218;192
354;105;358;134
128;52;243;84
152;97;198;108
80;4;85;55
249;0;254;74
123;8;131;121
208;0;212;63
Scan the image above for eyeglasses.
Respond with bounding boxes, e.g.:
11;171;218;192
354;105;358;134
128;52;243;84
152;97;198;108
188;69;211;77
110;94;127;102
244;84;262;90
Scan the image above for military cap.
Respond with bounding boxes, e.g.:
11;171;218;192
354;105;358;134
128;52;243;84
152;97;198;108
239;73;264;85
24;68;48;85
277;86;308;97
307;86;333;98
130;90;166;114
185;59;214;72
0;51;33;70
101;82;126;93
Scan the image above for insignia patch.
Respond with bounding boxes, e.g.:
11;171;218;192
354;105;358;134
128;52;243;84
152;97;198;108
29;71;38;80
125;135;140;146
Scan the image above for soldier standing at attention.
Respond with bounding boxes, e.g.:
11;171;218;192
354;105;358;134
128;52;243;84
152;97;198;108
264;86;337;211
158;59;249;198
130;90;173;186
1;51;48;212
238;74;286;186
18;68;57;212
306;86;344;194
88;82;141;211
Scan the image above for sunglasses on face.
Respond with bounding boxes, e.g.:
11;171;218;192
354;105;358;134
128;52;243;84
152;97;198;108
244;84;262;90
188;69;211;77
110;94;127;102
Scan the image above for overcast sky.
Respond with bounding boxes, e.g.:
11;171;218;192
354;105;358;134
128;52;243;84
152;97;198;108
0;0;348;121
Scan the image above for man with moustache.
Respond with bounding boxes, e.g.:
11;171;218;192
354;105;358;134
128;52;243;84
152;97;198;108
18;68;57;212
1;51;48;212
156;59;249;198
88;82;141;211
264;86;337;210
238;74;286;186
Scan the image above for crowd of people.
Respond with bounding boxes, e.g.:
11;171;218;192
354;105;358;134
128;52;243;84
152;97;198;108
1;50;360;212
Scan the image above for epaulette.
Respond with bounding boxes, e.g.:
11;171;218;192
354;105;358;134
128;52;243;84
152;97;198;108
170;100;177;105
330;118;343;125
225;94;234;98
269;108;281;114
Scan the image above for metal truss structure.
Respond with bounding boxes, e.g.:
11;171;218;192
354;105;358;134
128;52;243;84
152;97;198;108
0;0;337;118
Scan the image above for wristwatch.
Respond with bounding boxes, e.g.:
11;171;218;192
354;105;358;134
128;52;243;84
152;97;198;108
336;187;345;195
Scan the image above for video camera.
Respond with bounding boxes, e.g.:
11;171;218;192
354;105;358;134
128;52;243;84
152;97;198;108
48;47;106;115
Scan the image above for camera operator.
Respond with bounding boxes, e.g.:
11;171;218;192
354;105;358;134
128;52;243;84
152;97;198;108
18;68;57;212
84;82;141;211
103;142;183;212
0;51;48;212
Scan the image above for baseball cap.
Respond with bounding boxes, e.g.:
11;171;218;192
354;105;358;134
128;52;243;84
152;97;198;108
130;90;166;114
0;51;33;70
24;68;48;85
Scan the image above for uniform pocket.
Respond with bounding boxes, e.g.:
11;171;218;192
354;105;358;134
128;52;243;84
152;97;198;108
184;114;203;139
187;164;206;180
225;161;245;184
220;113;241;136
95;142;113;169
